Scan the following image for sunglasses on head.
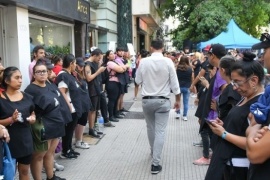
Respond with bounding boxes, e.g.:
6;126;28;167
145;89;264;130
260;33;270;42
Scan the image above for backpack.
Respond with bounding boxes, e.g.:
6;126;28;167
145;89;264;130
101;67;112;84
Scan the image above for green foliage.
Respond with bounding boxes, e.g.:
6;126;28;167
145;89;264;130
45;43;70;55
161;0;270;49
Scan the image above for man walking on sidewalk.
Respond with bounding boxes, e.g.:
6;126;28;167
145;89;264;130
135;39;181;174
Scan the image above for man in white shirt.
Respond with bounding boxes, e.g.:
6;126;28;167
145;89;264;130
135;39;181;174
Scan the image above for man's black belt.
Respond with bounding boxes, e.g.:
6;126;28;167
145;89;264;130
142;96;169;100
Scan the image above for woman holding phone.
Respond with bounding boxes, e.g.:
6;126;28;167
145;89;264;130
205;52;264;180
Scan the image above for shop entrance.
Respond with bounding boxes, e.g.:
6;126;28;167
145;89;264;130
139;34;145;51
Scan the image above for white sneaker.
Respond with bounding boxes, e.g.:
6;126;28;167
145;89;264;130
54;161;64;171
176;113;181;119
75;141;90;149
133;97;137;101
183;116;188;121
191;94;197;98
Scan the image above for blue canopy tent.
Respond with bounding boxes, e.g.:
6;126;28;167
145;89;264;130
198;19;260;49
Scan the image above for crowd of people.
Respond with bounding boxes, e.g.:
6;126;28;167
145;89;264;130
0;35;270;179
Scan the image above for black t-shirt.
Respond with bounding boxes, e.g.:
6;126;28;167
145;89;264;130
176;67;193;88
217;83;242;120
201;59;210;79
46;81;72;124
192;59;201;77
56;71;83;118
85;61;102;97
0;92;34;158
25;83;65;139
205;95;259;180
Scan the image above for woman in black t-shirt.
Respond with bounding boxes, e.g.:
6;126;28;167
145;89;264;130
176;55;193;120
205;52;264;180
0;67;35;180
25;59;66;180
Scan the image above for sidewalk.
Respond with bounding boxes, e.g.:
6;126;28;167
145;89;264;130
22;84;208;180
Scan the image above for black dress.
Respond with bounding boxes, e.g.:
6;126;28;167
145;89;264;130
205;95;260;180
24;83;65;140
0;93;34;158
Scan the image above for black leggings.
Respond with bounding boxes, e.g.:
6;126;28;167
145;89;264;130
106;81;121;118
100;92;109;123
62;113;78;153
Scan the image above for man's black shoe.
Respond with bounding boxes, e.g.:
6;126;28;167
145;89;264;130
151;165;162;174
70;149;80;156
120;108;129;112
109;117;119;122
89;128;100;138
115;114;124;119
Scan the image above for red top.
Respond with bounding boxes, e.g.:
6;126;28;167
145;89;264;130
52;65;62;75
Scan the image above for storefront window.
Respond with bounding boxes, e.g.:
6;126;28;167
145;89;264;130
29;18;72;55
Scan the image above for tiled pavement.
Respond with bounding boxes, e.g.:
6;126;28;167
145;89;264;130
17;84;209;180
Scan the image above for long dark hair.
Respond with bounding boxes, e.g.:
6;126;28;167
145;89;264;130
177;55;190;71
102;50;114;66
1;66;20;90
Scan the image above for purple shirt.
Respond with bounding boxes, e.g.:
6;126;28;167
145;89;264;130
207;69;226;120
114;55;124;65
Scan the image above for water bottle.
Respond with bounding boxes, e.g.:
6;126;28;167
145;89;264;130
98;116;104;133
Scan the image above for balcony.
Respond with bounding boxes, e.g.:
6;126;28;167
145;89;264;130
132;0;161;29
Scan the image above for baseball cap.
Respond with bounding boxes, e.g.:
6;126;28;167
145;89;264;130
204;45;211;51
252;33;270;49
208;44;226;57
90;46;98;52
85;53;90;58
76;57;85;67
45;59;54;70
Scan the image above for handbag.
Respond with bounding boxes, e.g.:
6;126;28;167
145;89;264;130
31;117;46;143
2;142;16;180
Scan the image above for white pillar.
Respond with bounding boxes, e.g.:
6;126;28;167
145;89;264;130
6;6;30;90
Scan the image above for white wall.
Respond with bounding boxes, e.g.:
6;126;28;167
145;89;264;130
6;6;30;89
132;0;150;15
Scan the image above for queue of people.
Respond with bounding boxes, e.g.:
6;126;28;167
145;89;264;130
1;36;270;179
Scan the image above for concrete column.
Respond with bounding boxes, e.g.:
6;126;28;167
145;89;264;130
6;6;30;89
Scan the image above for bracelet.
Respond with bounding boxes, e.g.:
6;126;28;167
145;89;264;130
221;131;228;140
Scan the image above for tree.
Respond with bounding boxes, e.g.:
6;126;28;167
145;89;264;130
161;0;270;48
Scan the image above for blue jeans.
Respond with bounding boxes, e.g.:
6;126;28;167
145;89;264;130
176;87;190;116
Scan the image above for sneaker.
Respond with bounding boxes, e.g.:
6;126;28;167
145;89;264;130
54;161;64;171
193;157;210;165
151;164;162;174
120;108;129;112
89;129;100;138
191;94;197;98
133;97;137;101
104;122;115;127
75;141;90;149
176;113;180;119
182;116;188;121
115;114;124;119
109;117;119;122
193;140;203;147
47;174;66;180
70;149;80;156
60;150;78;159
118;111;125;116
95;129;103;135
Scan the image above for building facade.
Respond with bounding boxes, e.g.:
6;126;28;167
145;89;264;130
88;0;117;53
0;0;90;89
132;0;163;52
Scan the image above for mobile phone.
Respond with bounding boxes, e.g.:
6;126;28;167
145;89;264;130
205;118;214;125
